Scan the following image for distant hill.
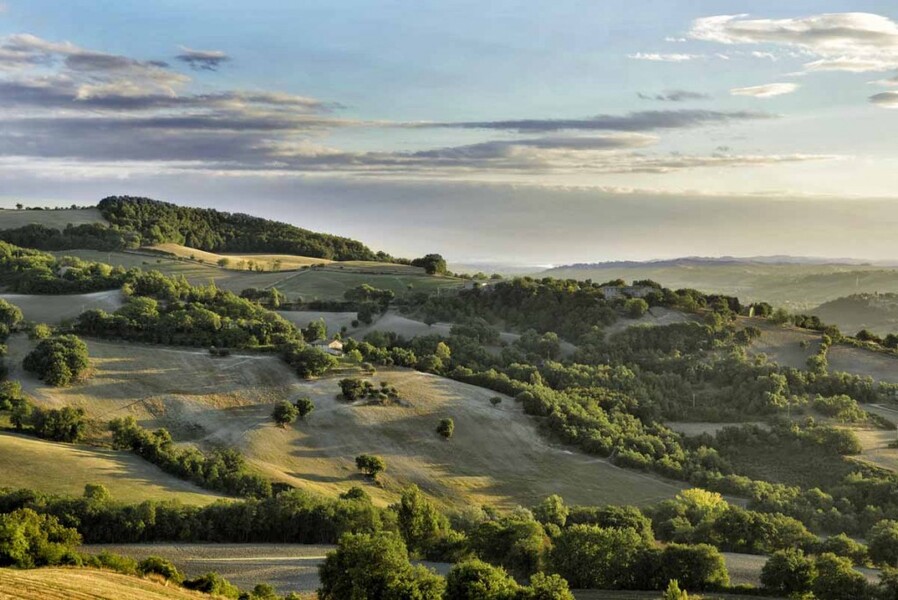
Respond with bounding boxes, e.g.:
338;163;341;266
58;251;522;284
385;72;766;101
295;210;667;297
99;196;384;261
543;257;898;310
811;293;898;336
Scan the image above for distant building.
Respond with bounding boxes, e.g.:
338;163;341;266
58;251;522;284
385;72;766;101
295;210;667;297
314;339;344;356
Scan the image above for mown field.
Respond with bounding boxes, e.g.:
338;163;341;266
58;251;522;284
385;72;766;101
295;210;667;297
0;568;224;600
0;431;219;505
147;242;330;271
3;334;682;509
0;207;106;229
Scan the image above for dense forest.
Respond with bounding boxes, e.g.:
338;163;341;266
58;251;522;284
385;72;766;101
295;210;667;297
98;196;384;261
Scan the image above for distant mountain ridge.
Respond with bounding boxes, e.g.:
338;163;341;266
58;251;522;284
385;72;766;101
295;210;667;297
546;255;894;271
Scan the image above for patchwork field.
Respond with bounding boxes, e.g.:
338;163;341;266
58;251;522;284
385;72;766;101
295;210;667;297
0;431;220;504
0;568;220;600
0;290;124;324
0;207;106;229
3;334;682;509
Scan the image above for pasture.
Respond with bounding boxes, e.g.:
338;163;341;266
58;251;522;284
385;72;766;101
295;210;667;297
743;319;821;369
0;431;220;504
0;568;222;600
148;242;330;271
827;344;898;384
0;207;106;229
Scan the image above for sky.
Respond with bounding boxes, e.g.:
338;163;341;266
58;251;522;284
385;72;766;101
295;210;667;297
2;1;898;264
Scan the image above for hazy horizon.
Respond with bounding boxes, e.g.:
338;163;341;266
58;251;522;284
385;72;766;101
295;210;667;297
4;1;898;264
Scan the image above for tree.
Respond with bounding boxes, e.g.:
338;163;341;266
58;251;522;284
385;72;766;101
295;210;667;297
272;401;298;427
437;418;455;439
662;580;689;600
490;396;503;407
533;495;569;528
0;299;23;328
550;524;646;589
523;573;575;600
761;549;816;595
411;254;447;275
356;454;386;479
22;335;90;386
295;397;314;421
625;298;649;318
302;319;327;343
444;559;519;600
870;520;898;566
0;508;81;568
395;485;450;556
138;555;184;584
318;532;444;600
813;553;868;600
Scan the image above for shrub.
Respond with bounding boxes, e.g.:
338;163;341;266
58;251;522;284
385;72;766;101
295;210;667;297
272;400;299;427
436;418;455;439
137;555;184;584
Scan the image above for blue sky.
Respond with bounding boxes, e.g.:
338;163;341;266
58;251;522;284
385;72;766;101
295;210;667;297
2;1;898;262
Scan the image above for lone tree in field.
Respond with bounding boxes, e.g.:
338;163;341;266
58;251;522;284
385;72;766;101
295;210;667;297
22;334;90;387
356;454;386;480
436;418;455;439
490;396;502;407
272;400;299;427
295;396;315;421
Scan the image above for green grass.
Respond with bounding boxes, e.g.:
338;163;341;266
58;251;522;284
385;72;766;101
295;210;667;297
0;431;220;504
0;207;105;229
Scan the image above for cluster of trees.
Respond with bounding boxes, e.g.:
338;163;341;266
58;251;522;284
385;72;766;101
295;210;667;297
22;335;90;386
108;417;272;498
339;377;400;402
271;397;314;427
98;196;383;261
0;223;138;251
0;241;131;294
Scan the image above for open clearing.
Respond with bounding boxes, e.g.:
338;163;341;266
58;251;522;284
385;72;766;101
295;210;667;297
742;319;821;369
0;208;106;229
0;290;123;324
604;307;698;339
0;567;221;600
0;431;219;504
828;345;898;384
665;422;768;437
4;334;681;509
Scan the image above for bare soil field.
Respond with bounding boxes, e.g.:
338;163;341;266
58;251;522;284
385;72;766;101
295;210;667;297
0;431;219;504
0;207;105;229
0;567;221;600
828;345;898;384
0;290;124;324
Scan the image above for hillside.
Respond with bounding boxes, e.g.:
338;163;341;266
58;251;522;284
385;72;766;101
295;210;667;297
0;568;224;600
543;259;898;310
811;293;898;336
99;196;380;261
1;333;681;509
0;431;220;504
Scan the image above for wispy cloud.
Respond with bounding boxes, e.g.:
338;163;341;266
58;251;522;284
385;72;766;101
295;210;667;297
176;46;230;71
690;12;898;74
731;82;800;98
628;52;703;62
637;90;710;102
870;91;898;108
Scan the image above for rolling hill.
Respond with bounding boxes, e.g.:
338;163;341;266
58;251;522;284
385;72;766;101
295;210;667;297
0;568;225;600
